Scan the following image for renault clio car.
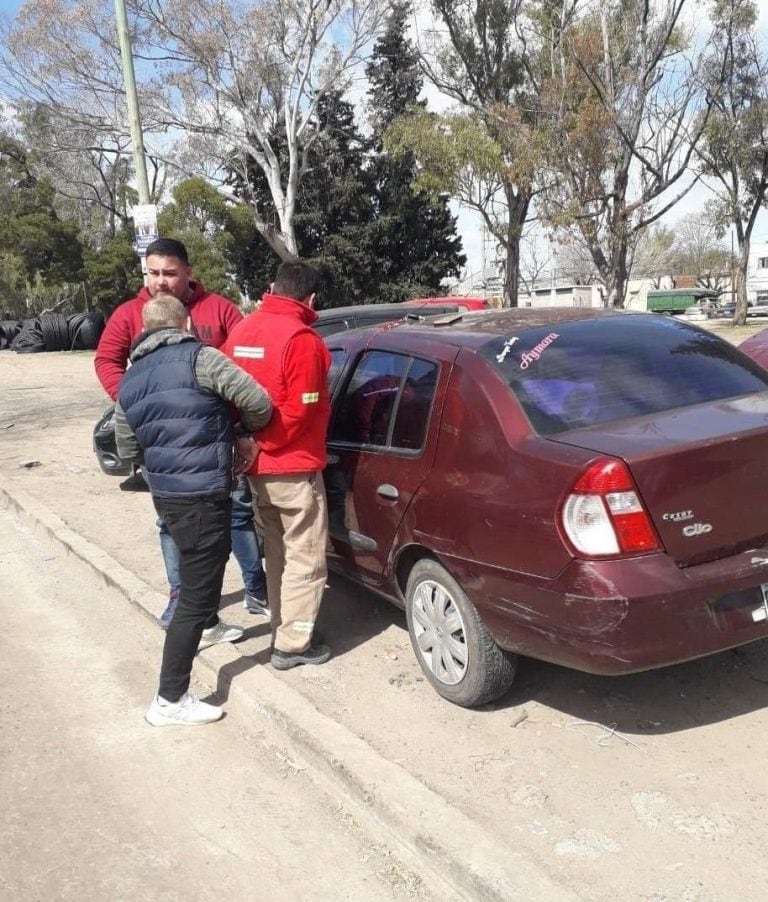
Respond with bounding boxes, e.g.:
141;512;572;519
323;308;768;706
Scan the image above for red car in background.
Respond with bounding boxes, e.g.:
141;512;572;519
324;308;768;706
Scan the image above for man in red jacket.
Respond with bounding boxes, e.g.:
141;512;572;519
94;238;269;639
221;260;331;669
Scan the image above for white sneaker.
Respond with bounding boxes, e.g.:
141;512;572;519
145;692;223;726
198;620;244;650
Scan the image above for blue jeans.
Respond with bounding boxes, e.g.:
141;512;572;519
158;476;266;605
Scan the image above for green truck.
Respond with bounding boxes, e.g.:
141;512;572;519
646;287;719;314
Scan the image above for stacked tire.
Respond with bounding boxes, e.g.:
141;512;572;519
6;312;105;353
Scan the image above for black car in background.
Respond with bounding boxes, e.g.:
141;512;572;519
312;301;469;337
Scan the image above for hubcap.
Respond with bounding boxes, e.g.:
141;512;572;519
411;579;468;685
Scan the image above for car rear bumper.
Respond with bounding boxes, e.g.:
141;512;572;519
445;547;768;675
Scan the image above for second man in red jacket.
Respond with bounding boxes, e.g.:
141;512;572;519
222;261;332;669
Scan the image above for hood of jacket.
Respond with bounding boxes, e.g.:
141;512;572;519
258;292;319;326
129;328;196;363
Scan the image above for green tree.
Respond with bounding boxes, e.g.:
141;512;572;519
157;178;242;301
227;92;379;307
294;92;378;306
365;1;465;301
83;228;142;315
0;132;85;314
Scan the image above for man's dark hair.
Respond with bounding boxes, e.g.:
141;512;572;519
145;238;189;264
272;260;320;301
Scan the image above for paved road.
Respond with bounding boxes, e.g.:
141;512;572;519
0;507;416;902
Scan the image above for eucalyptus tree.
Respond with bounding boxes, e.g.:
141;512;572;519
390;0;543;305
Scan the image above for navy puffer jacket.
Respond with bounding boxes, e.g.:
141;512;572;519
118;332;233;500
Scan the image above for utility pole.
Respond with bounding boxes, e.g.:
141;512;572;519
114;0;150;205
114;0;157;282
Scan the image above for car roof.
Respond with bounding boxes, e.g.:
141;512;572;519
358;305;638;350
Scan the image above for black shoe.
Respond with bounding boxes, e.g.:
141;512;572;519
271;643;331;670
244;591;271;617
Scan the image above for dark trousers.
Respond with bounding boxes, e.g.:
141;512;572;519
153;495;232;702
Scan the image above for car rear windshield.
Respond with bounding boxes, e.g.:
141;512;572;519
479;314;768;436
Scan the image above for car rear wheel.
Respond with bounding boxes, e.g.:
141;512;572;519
405;559;517;707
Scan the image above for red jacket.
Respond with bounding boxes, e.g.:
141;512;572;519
221;293;331;476
94;283;243;399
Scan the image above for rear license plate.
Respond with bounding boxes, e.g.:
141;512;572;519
711;586;768;630
754;584;768;623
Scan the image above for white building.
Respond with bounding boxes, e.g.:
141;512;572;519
747;241;768;304
518;275;675;310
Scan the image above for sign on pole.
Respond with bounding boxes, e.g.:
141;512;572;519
131;203;159;278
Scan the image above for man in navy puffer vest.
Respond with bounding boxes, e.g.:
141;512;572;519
115;294;272;726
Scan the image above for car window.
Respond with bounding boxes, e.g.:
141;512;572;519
479;315;768;436
327;349;347;394
390;357;438;449
315;318;352;337
330;350;438;450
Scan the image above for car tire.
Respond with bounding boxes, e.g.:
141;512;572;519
405;559;517;707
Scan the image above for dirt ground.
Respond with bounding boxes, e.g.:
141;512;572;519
0;507;423;902
2;330;767;902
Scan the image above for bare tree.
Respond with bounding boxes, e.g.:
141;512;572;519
1;0;387;259
0;0;167;246
629;225;676;280
668;209;729;280
19;103;152;246
537;0;721;307
134;0;387;258
518;227;553;293
553;234;600;287
695;0;768;324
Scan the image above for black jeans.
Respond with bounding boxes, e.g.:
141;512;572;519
153;495;232;702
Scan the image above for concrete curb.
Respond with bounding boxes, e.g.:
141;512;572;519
1;475;577;902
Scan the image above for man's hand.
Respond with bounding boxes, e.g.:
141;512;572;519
233;435;257;475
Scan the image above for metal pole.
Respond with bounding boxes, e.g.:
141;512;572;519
114;0;150;204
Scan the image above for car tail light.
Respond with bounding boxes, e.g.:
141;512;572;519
561;458;661;557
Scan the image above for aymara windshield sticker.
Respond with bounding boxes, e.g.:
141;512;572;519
520;332;559;369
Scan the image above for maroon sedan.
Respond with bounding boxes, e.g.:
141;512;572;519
739;326;768;368
324;308;768;706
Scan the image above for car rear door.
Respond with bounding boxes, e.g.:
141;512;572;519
325;333;458;585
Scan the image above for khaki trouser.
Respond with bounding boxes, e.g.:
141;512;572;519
249;472;328;654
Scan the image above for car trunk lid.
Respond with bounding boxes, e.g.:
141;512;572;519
553;393;768;566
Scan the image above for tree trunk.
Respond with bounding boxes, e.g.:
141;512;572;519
502;241;520;307
500;187;530;307
604;235;630;308
250;212;299;262
734;239;750;326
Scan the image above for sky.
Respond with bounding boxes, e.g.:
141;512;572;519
0;1;23;16
2;0;768;287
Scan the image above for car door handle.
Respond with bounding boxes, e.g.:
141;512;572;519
377;484;399;501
